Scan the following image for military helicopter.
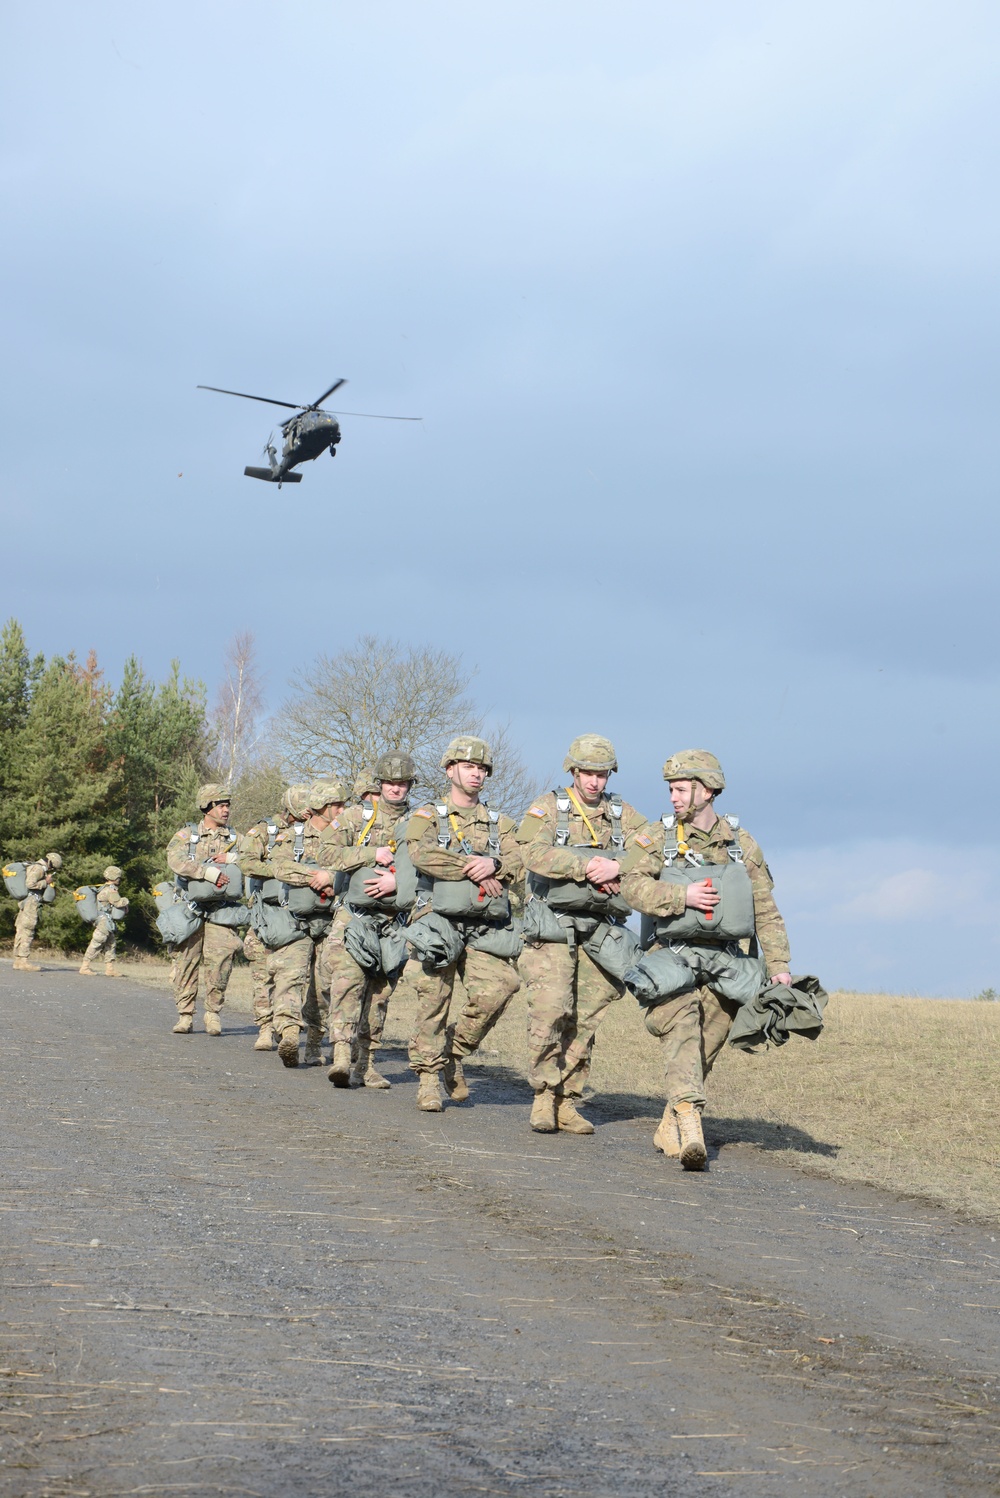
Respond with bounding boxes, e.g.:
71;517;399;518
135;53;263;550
197;378;420;486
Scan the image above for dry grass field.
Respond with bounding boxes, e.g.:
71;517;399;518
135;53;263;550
27;947;1000;1225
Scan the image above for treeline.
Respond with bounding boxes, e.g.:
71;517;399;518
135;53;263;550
0;619;212;952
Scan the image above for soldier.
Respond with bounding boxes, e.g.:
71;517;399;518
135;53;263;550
517;735;648;1135
79;867;129;977
406;735;523;1113
620;750;791;1170
239;800;290;1051
268;780;345;1066
352;767;380;802
165;784;243;1036
308;751;416;1089
11;852;61;971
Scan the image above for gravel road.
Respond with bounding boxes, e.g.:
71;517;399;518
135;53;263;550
2;962;998;1497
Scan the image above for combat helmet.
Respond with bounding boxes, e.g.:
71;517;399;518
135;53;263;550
440;735;492;773
662;749;725;792
197;782;231;812
310;779;348;810
563;734;618;774
353;766;380;800
45;851;63;870
376;750;416;784
103;866;123;882
282;784;312;820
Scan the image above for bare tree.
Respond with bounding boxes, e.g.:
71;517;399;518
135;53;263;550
212;631;265;787
274;635;544;813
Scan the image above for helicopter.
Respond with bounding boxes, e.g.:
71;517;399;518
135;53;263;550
197;378;420;486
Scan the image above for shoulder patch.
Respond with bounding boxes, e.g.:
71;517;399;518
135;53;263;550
635;832;653;847
526;806;546;818
412;807;434;819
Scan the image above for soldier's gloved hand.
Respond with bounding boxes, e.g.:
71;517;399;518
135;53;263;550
684;878;720;912
364;871;397;898
464;855;499;885
214;871;230;889
374;846;395;867
224;852;239;864
309;870;335;892
585;856;620;886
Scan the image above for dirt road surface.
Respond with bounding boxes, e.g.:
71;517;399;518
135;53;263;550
2;963;999;1497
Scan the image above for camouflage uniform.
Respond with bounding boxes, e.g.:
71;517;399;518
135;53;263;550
165;820;244;1019
238;814;285;1029
13;860;53;963
267;820;336;1039
316;795;411;1053
406;797;523;1074
518;790;649;1098
82;878;129;965
621;815;790;1109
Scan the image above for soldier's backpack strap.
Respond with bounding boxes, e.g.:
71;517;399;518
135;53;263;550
266;818;279;853
608;793;625;854
435;803;451;850
660;813;679;866
486;806;501;860
292;823;305;863
724;813;745;864
553;790;571;848
357;800;378;846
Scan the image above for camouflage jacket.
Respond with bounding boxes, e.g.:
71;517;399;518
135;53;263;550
267;819;331;887
237;814;287;879
96;882;128;917
406;795;522;886
316;797;411;874
516;788;649;882
165;820;240;881
24;860;51;896
620;815;791;978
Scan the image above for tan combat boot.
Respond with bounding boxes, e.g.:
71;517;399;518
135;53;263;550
78;961;97;976
104;963;123;979
304;1027;324;1066
204;1011;222;1037
328;1040;352;1087
172;1014;194;1034
352;1043;391;1088
13;959;40;972
530;1089;557;1133
254;1024;275;1052
674;1101;707;1170
416;1073;443;1112
277;1026;300;1067
555;1096;595;1135
653;1105;681;1158
442;1054;469;1102
363;1048;392;1089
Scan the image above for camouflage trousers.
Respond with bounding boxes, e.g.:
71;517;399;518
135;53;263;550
319;907;397;1047
172;921;244;1016
243;929;274;1027
300;934;330;1036
519;941;622;1098
257;936;314;1034
83;917;116;963
13;895;44;960
408;945;521;1074
642;981;740;1110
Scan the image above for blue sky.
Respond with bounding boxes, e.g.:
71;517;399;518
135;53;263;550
4;1;998;994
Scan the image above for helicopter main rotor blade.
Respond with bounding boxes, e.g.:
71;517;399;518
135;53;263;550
329;410;422;421
197;384;303;411
302;378;347;412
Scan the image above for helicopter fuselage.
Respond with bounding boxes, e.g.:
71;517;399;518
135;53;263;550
244;410;342;485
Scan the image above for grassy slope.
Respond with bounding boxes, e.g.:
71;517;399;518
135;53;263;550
30;947;1000;1225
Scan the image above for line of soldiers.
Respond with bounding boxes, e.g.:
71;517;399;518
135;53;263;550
155;733;793;1171
7;734;794;1172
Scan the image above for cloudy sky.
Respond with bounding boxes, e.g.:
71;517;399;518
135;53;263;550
4;1;998;995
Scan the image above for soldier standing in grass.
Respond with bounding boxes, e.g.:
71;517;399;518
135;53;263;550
267;780;346;1067
620;750;791;1170
517;735;649;1135
165;785;243;1036
79;867;129;977
405;736;523;1113
11;852;61;971
308;751;416;1089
